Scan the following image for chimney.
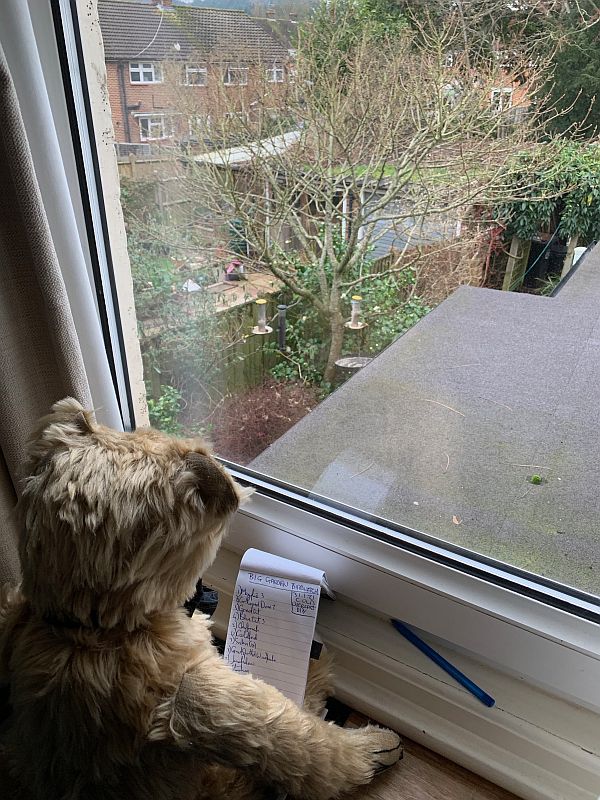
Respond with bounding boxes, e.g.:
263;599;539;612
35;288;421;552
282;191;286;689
289;11;298;21
266;8;276;19
152;0;173;7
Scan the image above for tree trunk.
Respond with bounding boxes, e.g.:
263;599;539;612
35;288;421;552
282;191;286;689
323;313;345;385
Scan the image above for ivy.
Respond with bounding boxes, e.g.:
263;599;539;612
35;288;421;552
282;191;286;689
496;143;600;242
147;385;183;435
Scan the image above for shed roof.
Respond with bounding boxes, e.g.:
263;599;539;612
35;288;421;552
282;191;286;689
98;0;288;62
251;246;600;595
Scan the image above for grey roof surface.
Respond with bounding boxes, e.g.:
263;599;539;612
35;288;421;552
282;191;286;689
251;246;600;595
98;0;288;62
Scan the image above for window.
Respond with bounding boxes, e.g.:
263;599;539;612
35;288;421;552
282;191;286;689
224;111;250;124
129;61;162;84
188;115;211;137
137;114;170;141
266;64;284;83
224;66;248;86
46;0;600;752
491;87;513;112
184;64;208;86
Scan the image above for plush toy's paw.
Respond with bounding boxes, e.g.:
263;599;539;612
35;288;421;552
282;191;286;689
346;725;403;787
367;727;403;773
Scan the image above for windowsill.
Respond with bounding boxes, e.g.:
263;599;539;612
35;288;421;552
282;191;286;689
206;544;600;800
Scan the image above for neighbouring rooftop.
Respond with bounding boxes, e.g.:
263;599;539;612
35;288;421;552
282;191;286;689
98;0;288;62
251;245;600;595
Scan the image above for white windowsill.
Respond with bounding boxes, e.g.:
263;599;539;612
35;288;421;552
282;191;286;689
206;544;600;800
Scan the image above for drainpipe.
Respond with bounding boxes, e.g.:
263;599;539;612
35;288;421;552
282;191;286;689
118;61;132;142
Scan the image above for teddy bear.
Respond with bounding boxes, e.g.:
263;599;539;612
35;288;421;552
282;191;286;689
0;398;402;799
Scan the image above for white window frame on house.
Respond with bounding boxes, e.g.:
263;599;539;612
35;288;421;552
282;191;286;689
491;87;513;113
32;4;600;797
188;114;211;137
223;65;249;86
224;110;250;124
129;61;163;84
183;64;208;86
265;63;284;83
135;113;171;141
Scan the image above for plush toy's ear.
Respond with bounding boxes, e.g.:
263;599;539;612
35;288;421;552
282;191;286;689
179;452;241;517
49;397;95;434
27;397;95;465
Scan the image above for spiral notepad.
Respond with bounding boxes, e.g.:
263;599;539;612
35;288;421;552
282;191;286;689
224;548;332;706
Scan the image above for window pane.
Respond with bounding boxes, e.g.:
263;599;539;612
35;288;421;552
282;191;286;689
96;0;600;600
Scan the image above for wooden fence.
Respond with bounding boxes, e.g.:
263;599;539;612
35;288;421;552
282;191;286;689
220;328;278;394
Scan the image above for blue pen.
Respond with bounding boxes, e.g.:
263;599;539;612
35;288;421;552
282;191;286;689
391;619;495;708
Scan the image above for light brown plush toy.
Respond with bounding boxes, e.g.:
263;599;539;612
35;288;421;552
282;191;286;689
0;399;402;800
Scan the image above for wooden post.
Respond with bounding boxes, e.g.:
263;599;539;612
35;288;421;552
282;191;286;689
561;234;579;278
129;153;137;179
502;236;531;292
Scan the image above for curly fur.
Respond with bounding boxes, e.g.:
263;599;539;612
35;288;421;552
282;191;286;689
0;399;401;799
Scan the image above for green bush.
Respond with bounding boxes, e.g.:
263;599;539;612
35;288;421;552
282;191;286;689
147;385;183;435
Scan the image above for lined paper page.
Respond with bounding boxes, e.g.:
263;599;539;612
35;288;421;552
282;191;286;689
224;550;324;705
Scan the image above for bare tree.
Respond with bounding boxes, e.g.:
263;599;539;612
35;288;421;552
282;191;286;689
164;2;570;383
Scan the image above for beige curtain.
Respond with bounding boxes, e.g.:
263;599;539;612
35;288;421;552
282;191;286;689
0;46;92;585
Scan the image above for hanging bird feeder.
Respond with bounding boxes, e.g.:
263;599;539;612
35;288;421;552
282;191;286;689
345;295;368;330
252;299;273;335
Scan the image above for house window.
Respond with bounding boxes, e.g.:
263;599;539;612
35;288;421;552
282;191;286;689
184;64;208;86
266;64;284;83
188;115;211;137
224;111;250;124
137;114;170;141
491;87;513;113
129;62;162;84
224;66;249;86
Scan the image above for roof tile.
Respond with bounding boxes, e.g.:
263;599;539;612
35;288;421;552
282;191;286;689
98;0;288;62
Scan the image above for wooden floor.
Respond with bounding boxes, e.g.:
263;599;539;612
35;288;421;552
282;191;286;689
344;713;520;800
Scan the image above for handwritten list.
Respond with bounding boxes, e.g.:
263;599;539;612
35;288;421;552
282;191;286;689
224;549;330;706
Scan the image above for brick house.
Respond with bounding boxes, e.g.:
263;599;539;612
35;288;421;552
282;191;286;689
98;0;290;148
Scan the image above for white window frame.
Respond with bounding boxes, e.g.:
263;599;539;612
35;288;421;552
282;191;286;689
35;9;600;792
183;64;207;86
129;61;163;84
266;64;284;83
136;113;171;141
216;471;600;710
224;66;249;86
188;114;211;137
224;110;250;124
491;87;513;113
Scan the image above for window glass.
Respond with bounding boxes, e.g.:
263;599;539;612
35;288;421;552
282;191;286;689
97;0;600;601
224;66;249;85
129;61;162;83
266;65;284;83
137;114;170;141
185;65;208;86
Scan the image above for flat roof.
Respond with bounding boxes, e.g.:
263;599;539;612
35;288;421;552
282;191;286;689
251;246;600;595
192;130;300;166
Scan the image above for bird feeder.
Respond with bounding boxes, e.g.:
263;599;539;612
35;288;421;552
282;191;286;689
345;295;367;330
252;299;273;335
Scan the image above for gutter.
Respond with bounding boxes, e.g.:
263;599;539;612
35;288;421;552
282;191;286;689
117;61;132;142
